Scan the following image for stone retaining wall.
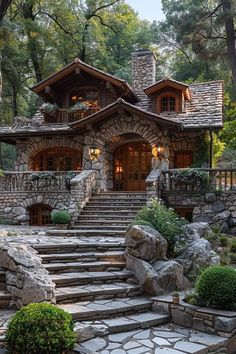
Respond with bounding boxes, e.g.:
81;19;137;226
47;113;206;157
153;296;236;354
0;170;99;225
163;190;236;235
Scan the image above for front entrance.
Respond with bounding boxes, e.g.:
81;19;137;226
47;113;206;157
113;142;152;191
29;204;52;226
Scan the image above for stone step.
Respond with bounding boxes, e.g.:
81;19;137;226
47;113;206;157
83;205;142;210
41;251;125;263
90;197;146;202
81;210;138;216
45;260;126;273
0;290;11;309
47;229;126;237
72;225;127;230
75;220;132;226
50;270;134;287
77;216;134;222
87;202;145;207
58;297;153;321
55;283;141;303
81;311;170;334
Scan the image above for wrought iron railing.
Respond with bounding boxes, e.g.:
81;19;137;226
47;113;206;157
160;168;236;193
44;107;100;124
0;171;82;192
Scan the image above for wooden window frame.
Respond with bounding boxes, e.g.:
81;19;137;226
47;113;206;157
67;86;100;109
157;92;180;113
174;150;193;169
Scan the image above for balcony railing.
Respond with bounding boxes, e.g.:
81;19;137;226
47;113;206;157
44;107;100;124
0;171;82;192
161;168;236;193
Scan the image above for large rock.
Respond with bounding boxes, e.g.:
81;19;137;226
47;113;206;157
126;254;188;295
152;260;188;293
184;222;212;244
177;238;220;276
125;225;167;263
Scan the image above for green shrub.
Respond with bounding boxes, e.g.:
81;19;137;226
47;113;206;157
51;210;71;224
131;219;153;227
6;303;76;354
231;239;236;253
134;199;187;255
171;168;209;188
219;235;229;247
196;265;236;308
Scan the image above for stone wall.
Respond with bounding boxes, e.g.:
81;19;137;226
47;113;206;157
0;170;99;225
162;191;236;235
153;298;236;354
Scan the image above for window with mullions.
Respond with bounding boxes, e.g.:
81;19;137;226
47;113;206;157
161;96;176;112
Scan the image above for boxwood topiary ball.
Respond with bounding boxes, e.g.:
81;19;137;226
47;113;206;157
6;302;76;354
196;265;236;309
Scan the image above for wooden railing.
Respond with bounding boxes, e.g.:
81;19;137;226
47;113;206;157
160;168;236;193
44;107;100;124
0;171;82;192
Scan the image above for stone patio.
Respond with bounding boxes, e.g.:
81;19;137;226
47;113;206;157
76;323;228;354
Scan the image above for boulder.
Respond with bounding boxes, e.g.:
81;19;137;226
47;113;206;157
125;225;167;263
205;193;216;203
152;260;188;292
184;222;212;244
177;238;220;276
126;254;188;295
74;323;95;343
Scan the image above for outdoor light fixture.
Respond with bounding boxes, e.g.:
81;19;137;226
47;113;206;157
89;146;101;160
152;145;164;159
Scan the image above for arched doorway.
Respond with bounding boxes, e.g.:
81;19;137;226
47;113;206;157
29;204;52;226
113;141;152;191
33;147;82;171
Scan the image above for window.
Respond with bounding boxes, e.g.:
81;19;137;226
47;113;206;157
175;151;193;168
161;96;176;112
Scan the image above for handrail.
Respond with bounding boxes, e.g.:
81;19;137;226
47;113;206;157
0;170;82;192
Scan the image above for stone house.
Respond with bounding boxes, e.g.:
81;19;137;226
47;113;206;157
0;49;230;227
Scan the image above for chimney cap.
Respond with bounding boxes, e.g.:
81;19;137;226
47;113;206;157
131;49;157;60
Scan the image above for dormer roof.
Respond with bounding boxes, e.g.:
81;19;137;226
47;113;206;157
31;58;138;102
144;78;191;100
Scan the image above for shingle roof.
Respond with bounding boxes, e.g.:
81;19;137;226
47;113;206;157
142;80;223;129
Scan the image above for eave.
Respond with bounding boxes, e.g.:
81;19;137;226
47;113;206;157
70;98;184;131
144;78;191;100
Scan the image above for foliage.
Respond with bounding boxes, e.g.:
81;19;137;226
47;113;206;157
131;219;153;227
134;199;187;255
40;102;58;113
6;302;76;354
171;169;209;188
69;101;89;112
219;235;229;247
51;210;71;224
196;265;236;308
231;239;236;253
29;172;56;181
220;120;236;151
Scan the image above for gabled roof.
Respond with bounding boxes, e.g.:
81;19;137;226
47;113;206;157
31;58;138;101
70;98;183;131
144;78;191;100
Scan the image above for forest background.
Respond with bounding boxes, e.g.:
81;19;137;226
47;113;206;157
0;0;235;169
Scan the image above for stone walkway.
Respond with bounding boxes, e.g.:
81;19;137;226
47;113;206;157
77;323;228;354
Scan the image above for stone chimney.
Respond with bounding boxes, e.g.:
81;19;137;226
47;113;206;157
131;49;156;102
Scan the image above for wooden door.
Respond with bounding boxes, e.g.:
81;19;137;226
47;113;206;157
114;142;152;191
29;204;52;226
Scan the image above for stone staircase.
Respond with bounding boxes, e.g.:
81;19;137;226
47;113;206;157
35;192;170;334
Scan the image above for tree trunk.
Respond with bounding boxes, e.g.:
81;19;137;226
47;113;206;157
222;0;236;94
12;85;18;117
22;2;42;82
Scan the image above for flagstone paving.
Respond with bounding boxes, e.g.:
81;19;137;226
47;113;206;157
77;324;228;354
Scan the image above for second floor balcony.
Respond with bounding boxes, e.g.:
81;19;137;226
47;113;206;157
44;107;100;124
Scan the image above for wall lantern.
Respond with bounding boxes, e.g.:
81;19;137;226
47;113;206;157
89;146;101;160
152;145;164;159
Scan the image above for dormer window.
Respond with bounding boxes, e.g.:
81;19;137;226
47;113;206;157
158;93;179;113
161;95;176;112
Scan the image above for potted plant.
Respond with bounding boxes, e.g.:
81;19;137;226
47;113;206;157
69;101;89;113
51;210;71;229
172;291;180;304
